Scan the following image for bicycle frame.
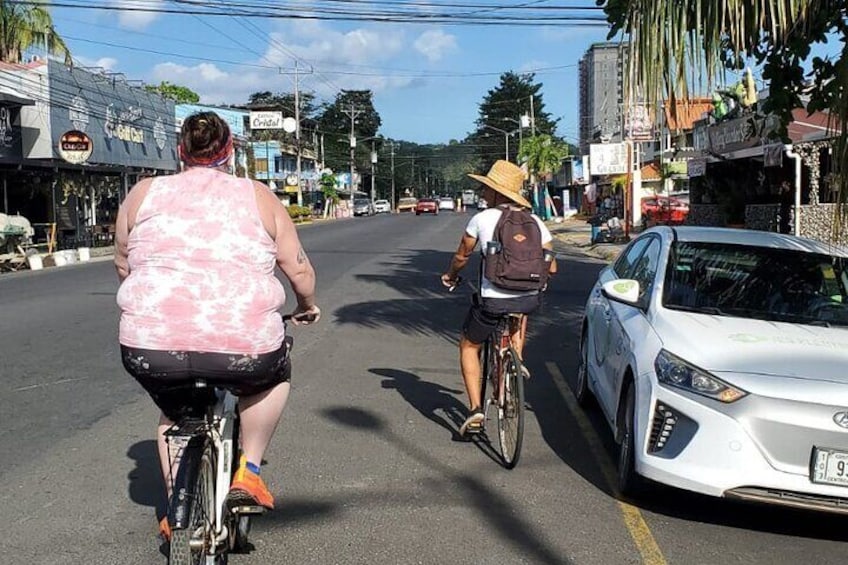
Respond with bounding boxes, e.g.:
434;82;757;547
165;385;239;549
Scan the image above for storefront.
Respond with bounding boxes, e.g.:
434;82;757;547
0;59;177;248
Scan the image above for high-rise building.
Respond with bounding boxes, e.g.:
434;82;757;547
578;42;627;155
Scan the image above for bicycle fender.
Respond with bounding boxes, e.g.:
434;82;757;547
168;435;207;530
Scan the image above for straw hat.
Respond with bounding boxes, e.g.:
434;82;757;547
468;160;531;209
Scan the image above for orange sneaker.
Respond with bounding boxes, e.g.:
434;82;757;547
227;465;274;510
159;516;171;542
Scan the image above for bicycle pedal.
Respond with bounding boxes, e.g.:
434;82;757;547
230;505;266;515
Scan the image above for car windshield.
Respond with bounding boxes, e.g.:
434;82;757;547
663;241;848;327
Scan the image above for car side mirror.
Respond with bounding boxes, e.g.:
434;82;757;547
601;279;640;306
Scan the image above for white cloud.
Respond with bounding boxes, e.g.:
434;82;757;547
150;62;264;105
413;30;457;63
73;55;118;71
110;0;164;30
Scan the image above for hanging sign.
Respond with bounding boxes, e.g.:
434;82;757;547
250;111;283;130
58;130;93;164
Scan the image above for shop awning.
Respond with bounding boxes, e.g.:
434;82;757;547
0;91;34;106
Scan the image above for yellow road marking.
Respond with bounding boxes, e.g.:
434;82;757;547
546;361;667;565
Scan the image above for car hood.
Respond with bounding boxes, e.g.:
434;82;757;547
655;309;848;393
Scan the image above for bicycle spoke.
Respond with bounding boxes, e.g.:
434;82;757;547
496;348;525;469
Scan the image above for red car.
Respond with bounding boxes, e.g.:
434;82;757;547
641;195;689;226
415;198;439;215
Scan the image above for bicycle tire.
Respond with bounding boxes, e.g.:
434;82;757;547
497;347;525;469
169;445;217;565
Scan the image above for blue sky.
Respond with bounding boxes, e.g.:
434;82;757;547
47;2;612;145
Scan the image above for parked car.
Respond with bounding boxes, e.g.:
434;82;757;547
578;226;848;514
352;198;375;216
415;198;439;215
438;197;456;211
374;199;391;213
641;195;689;226
397;197;418;213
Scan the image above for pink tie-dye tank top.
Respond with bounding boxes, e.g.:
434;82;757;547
117;169;286;354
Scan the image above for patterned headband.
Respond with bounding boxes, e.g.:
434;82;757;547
181;134;233;168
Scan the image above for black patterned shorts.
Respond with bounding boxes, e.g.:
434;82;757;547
121;340;291;421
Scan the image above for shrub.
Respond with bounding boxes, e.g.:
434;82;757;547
286;205;312;220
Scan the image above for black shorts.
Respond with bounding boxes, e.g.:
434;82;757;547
462;293;541;345
121;340;292;422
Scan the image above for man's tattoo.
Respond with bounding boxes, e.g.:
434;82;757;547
297;247;308;264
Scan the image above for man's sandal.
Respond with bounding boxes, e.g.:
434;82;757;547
459;408;485;436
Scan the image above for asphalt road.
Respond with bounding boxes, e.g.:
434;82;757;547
2;211;847;565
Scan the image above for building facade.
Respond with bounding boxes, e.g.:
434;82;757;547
578;43;627;155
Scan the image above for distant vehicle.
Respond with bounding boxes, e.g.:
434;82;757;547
374;199;391;213
397;197;418;213
641;195;689;227
353;198;375;217
415;198;439;215
461;189;477;207
438;197;456;211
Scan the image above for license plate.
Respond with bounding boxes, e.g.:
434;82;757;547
811;447;848;486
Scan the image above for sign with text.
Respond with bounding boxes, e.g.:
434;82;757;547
58;130;93;164
250;111;283;130
589;143;628;175
688;158;706;178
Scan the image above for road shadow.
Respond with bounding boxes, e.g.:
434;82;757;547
316;405;573;565
127;440;166;519
333;247;470;343
371;368;466;441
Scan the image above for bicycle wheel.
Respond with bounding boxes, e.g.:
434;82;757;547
169;445;218;565
496;347;525;469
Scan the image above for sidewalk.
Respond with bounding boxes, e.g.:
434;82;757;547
546;215;627;262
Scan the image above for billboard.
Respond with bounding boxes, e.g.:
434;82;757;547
47;60;177;170
589;142;628;175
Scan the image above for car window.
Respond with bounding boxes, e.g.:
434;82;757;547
663;241;848;326
629;237;662;303
613;237;651;278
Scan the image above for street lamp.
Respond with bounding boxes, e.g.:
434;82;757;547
483;124;516;161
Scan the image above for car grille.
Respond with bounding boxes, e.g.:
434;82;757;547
649;403;678;453
725;486;848;515
648;402;698;458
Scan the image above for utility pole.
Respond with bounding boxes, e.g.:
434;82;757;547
342;102;362;205
370;139;377;202
280;61;313;206
390;141;396;211
294;61;301;206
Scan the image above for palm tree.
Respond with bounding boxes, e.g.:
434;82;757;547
518;134;570;217
0;2;71;64
601;0;846;227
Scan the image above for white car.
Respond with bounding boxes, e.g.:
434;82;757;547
374;199;391;214
438;197;456;211
578;225;848;514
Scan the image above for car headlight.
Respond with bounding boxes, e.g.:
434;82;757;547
655;349;747;403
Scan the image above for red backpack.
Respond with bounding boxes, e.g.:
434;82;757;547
484;206;548;292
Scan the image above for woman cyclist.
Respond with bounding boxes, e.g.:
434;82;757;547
115;111;320;540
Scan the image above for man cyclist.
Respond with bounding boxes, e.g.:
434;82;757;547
441;160;556;436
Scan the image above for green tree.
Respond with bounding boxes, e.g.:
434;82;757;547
317;90;382;174
0;2;70;64
600;0;848;224
144;81;200;104
469;72;558;173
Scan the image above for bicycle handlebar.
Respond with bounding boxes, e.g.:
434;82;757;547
283;312;318;323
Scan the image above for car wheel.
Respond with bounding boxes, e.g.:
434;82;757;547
575;331;593;407
618;383;645;498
